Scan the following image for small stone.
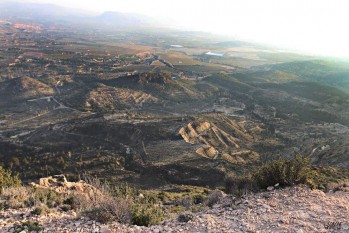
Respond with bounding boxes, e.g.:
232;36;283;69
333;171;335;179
100;226;112;233
262;204;270;210
267;186;274;191
297;229;303;233
163;227;171;232
71;211;77;218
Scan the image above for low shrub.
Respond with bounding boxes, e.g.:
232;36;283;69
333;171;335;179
31;204;50;215
325;180;349;192
225;175;255;197
78;176;167;226
29;188;63;208
157;191;169;203
189;205;208;213
307;166;349;191
63;196;77;209
131;203;165;226
84;207;115;224
204;190;224;207
1;185;69;210
76;176;132;224
193;194;205;205
78;192;132;224
177;212;194;222
60;204;72;212
175;196;193;210
1;186;31;209
253;155;311;189
167;205;185;215
13;221;44;233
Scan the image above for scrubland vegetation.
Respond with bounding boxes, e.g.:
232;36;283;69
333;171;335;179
2;159;349;228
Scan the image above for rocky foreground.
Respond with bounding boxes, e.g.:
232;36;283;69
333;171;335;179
1;185;349;233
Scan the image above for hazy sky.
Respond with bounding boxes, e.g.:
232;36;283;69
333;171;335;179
5;0;349;57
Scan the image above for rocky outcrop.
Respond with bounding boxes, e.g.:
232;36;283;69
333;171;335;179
30;175;99;195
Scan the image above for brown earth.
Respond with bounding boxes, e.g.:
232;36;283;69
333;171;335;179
179;117;260;164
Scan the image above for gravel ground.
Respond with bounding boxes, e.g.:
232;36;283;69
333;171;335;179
1;185;349;233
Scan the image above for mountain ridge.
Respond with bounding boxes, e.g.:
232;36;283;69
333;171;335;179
0;1;162;28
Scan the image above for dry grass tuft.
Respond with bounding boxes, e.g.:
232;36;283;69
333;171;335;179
1;186;31;209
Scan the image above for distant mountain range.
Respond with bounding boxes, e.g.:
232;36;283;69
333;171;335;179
0;2;160;28
96;11;157;26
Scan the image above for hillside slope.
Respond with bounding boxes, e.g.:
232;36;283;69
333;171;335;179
1;186;348;232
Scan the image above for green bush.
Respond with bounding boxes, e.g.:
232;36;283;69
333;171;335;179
0;166;21;189
307;166;349;191
27;188;64;208
193;194;205;204
253;155;311;189
13;221;44;233
131;203;165;226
